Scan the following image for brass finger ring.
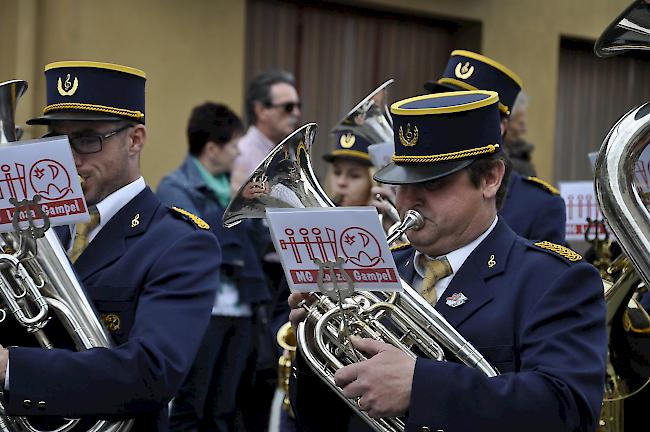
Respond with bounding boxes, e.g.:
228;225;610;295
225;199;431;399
356;398;364;411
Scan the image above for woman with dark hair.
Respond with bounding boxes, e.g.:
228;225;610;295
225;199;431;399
158;102;270;432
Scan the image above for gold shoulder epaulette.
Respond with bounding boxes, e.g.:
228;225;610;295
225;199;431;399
525;176;560;195
533;241;582;262
390;242;411;252
171;206;210;230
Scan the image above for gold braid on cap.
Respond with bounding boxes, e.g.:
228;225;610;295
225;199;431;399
392;144;499;163
44;103;144;120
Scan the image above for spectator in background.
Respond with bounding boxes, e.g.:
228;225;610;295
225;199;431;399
158;102;269;432
504;91;537;177
231;70;301;192
230;70;302;432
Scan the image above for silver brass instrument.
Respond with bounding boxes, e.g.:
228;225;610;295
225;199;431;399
331;79;402;236
594;3;650;429
331;79;394;146
223;123;498;432
0;80;132;432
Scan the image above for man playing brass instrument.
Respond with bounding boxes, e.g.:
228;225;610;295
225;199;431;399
0;61;220;431
288;90;607;431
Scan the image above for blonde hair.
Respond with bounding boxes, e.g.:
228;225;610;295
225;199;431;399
323;159;376;206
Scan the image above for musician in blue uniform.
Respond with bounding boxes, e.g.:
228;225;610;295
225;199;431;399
157;102;269;431
0;61;220;431
288;91;606;431
425;50;567;245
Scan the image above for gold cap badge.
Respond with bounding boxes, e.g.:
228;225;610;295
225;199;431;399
454;61;474;80
57;74;79;96
398;123;419;147
339;133;356;149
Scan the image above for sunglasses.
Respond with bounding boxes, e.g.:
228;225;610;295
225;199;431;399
266;101;301;114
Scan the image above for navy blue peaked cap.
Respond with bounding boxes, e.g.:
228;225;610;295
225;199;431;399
373;91;502;185
27;61;146;125
323;131;373;166
424;50;523;116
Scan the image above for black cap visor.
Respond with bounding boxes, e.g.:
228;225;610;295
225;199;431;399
373;159;474;185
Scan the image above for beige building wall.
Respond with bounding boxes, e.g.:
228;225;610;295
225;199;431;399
0;0;632;185
1;0;246;188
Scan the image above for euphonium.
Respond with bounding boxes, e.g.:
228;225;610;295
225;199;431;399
223;123;498;432
0;79;132;432
594;3;650;430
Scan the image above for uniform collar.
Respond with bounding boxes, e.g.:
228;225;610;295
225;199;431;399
414;216;498;280
93;176;146;235
439;218;516;328
75;187;159;281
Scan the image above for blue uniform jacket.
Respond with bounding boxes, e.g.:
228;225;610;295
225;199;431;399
5;187;221;431
157;155;269;304
500;172;567;245
291;218;607;432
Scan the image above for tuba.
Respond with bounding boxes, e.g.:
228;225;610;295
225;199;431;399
594;2;650;429
223;123;498;432
0;80;132;432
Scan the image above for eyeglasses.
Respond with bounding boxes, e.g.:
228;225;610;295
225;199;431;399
265;101;301;114
44;124;132;154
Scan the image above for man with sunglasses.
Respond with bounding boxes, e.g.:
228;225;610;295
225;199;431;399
0;61;220;431
231;69;302;192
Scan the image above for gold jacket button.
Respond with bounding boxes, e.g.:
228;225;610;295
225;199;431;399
37;401;46;410
22;399;31;409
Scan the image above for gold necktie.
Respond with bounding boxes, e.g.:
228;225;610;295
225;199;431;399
68;211;100;263
419;255;452;305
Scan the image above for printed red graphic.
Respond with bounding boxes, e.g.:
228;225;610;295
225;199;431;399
0;163;27;200
279;227;338;263
29;159;72;200
339;226;383;268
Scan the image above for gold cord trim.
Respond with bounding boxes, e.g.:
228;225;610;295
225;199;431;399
392;144;499;163
44;103;144;120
